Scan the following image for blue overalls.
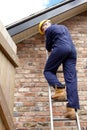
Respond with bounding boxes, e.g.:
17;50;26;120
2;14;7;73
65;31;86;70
44;24;80;109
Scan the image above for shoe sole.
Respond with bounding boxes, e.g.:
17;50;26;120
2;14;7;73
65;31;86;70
52;96;67;101
64;112;76;120
65;115;76;120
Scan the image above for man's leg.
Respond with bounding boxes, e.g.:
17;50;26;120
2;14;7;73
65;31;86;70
63;51;80;119
63;57;79;109
44;48;69;87
44;48;68;100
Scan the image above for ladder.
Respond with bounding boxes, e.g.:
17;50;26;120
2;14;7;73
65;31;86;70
46;51;81;130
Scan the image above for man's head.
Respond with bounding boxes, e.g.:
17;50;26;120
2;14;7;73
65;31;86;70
39;19;51;35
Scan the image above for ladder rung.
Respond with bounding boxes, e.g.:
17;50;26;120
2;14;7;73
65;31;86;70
57;70;78;73
53;118;76;121
52;99;68;102
57;70;63;73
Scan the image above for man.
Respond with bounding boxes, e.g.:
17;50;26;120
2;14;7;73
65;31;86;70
39;19;80;119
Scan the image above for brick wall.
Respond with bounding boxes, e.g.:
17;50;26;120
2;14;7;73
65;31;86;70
14;11;87;130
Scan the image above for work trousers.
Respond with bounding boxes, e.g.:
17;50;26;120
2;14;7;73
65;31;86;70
44;44;80;109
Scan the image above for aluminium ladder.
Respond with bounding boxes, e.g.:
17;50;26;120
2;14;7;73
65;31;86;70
46;51;81;130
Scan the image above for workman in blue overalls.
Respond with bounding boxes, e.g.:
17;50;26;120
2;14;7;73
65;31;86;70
39;20;80;119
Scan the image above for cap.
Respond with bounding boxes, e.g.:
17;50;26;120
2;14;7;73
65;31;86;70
39;19;48;35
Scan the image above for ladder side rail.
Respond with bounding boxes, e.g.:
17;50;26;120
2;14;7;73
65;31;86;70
75;110;81;130
46;50;54;130
48;85;54;130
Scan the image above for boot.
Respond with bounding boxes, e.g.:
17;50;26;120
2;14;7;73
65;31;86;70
64;107;76;119
51;87;66;101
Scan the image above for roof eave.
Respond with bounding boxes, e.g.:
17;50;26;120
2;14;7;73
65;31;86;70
6;0;87;43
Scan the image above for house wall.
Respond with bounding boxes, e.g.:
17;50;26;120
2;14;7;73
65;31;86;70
14;11;87;130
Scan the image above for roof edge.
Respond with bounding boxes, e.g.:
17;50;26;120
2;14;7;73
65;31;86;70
6;0;75;29
7;0;87;37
